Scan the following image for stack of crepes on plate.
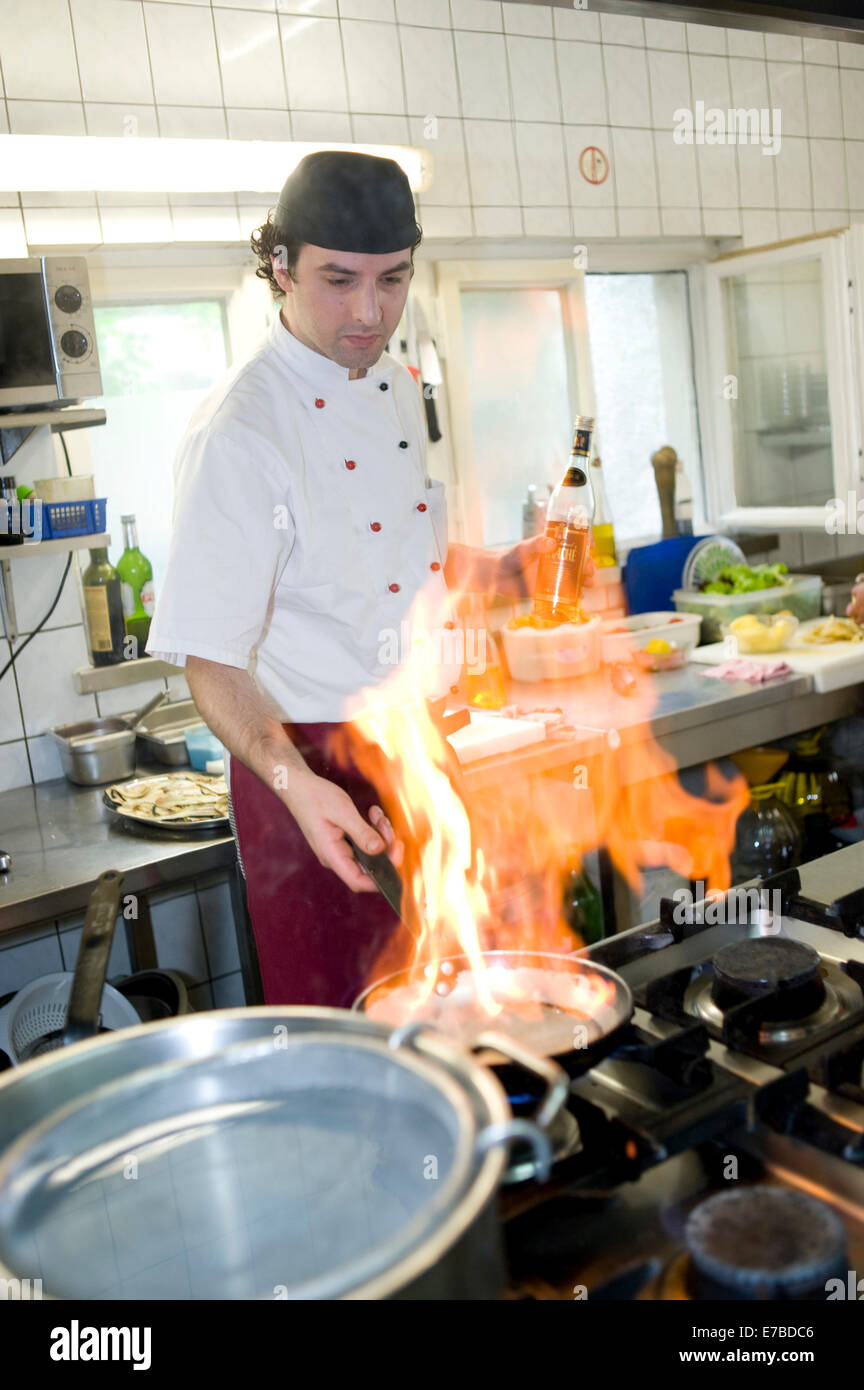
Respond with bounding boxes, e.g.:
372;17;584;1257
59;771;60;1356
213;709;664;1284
105;771;228;824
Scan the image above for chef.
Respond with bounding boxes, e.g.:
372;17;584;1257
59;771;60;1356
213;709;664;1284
148;150;555;1007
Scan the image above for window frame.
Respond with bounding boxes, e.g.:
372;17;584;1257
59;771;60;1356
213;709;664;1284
692;229;859;531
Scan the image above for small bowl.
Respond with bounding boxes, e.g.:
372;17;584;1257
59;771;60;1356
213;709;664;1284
721;612;799;654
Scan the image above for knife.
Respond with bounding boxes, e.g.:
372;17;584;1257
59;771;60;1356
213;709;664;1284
346;834;405;923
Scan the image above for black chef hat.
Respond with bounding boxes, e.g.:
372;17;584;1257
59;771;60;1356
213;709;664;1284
274;151;419;254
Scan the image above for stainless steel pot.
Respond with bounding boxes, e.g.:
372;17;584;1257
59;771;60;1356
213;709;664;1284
50;717;136;785
134;698;204;766
0;1007;567;1300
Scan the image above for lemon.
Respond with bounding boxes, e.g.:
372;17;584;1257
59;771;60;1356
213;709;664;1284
644;638;671;655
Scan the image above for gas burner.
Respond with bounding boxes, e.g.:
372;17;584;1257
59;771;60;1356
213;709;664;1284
713;938;825;1016
684;937;861;1047
658;1187;850;1300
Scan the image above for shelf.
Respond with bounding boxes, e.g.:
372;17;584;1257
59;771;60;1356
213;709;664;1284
0;407;106;433
756;425;831;452
0;533;112;642
74;657;184;694
11;533;111;557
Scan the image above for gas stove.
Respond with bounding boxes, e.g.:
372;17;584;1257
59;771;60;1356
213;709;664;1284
502;848;864;1302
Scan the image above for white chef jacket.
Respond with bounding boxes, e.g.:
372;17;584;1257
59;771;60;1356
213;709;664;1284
147;310;459;722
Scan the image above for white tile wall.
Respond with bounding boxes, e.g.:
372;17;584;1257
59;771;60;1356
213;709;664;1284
0;3;862;249
145;3;223;108
342;18;404;113
401;26;460;117
214;7;286;110
507;35;559;123
514;123;567;205
0;0;81;102
0;875;247;1015
71;0;154;105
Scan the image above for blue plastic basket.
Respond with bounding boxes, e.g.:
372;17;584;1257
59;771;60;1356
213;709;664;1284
40;497;107;540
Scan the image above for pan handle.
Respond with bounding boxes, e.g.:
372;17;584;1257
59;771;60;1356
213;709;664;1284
469;1031;569;1132
474;1119;554;1182
63;869;124;1047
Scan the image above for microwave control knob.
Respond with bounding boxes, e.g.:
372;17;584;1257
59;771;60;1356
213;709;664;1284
60;329;89;359
54;284;82;313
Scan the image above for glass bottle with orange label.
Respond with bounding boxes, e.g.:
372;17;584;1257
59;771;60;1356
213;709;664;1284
532;416;596;623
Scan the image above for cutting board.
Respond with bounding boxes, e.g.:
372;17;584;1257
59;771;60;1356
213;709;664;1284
690;630;864;693
448;712;547;764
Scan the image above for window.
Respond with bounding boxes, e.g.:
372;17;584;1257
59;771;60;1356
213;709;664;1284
441;262;702;551
583;272;701;545
460;287;573;547
89;302;229;588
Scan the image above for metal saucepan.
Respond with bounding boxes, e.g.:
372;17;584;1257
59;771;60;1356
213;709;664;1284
354;950;634;1077
0;1006;567;1300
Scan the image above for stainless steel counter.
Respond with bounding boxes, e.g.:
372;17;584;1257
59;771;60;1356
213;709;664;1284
1;663;862;939
462;666;864;791
0;763;235;936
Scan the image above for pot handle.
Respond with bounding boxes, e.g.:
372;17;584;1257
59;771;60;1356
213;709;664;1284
474;1120;554;1183
63;869;124;1047
388;1022;569;1132
469;1031;570;1132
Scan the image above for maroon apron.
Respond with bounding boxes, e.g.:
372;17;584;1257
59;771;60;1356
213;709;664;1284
227;723;414;1007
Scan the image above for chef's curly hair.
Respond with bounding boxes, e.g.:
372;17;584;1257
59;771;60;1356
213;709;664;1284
250;211;422;298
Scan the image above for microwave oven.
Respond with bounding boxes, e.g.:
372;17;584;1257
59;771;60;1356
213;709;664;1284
0;255;102;410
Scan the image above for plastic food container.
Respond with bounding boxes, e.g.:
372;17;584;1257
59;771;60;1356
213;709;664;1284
600;611;701;665
32;475;95;503
502;617;601;682
184;725;225;774
672;574;822;645
721;612;799;654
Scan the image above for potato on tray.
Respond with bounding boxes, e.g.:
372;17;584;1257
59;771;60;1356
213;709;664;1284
722;612;798;654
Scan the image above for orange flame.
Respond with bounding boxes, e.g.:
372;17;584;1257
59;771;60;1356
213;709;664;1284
341;588;749;1028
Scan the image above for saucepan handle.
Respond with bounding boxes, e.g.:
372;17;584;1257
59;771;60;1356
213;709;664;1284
469;1030;570;1132
388;1023;563;1183
474;1119;554;1183
388;1022;569;1133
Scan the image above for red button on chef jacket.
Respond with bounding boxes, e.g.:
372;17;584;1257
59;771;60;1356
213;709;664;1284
315;398;325;408
389;582;401;593
417;502;427;512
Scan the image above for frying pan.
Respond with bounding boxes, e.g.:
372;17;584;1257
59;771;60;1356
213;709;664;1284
354;950;633;1078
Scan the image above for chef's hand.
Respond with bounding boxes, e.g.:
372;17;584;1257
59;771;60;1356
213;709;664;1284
847;575;864;624
496;533;596;600
283;773;403;893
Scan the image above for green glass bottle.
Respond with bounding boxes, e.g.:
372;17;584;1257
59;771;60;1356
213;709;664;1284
562;857;605;945
116;514;155;657
82;548;126;666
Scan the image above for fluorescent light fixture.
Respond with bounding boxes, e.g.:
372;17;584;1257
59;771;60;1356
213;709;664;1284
0;137;432;195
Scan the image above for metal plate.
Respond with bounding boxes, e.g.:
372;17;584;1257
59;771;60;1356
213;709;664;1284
102;772;229;834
